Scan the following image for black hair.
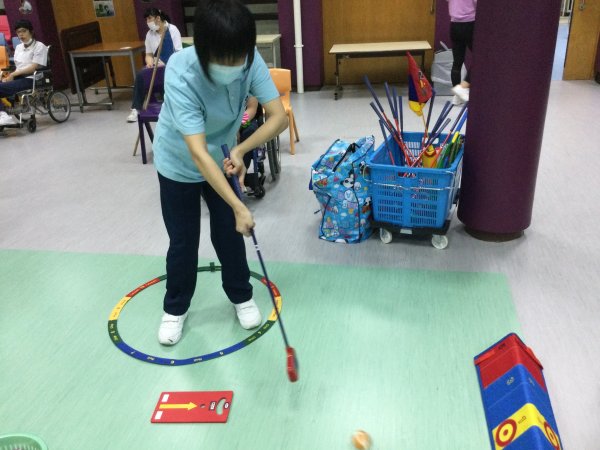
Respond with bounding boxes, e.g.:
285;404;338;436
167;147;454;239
143;8;171;23
193;0;256;82
14;19;33;32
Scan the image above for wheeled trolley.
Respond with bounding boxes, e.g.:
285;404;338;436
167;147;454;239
373;206;455;249
367;132;463;249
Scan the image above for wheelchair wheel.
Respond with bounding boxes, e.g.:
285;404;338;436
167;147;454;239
27;118;37;133
254;184;266;199
274;135;281;174
267;135;281;181
47;91;71;123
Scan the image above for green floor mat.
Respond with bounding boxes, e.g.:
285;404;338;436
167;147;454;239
0;249;520;449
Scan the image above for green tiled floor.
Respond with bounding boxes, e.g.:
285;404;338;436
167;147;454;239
0;250;520;449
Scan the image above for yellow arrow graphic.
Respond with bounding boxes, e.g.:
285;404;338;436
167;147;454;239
159;402;197;411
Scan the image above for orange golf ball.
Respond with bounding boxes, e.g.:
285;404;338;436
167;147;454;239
352;430;371;449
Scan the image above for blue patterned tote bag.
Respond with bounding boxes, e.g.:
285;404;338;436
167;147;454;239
310;136;375;243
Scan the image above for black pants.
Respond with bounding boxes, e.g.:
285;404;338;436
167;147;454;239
450;21;475;86
131;68;149;110
0;77;33;109
158;172;253;316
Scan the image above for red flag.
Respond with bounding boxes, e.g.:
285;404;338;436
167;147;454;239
407;52;433;116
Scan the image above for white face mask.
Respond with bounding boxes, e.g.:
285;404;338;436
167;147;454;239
147;22;160;32
208;62;246;86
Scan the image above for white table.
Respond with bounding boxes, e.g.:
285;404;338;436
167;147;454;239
329;41;432;99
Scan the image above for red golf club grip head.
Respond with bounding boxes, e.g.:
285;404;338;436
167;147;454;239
286;347;299;382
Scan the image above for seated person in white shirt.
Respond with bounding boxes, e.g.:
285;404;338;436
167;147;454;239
126;8;182;122
0;19;48;126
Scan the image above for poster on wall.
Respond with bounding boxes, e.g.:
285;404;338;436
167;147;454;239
19;0;33;14
94;0;115;17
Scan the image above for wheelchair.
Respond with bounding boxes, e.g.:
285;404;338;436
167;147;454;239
0;47;71;134
240;105;281;199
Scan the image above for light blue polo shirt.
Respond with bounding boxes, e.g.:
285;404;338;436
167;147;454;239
154;46;280;183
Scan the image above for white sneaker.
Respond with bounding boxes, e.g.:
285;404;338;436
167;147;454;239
0;111;17;126
452;85;470;103
451;95;464;106
234;299;262;329
126;109;138;122
158;312;188;345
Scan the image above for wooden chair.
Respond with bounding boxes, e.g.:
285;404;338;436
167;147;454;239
269;68;299;155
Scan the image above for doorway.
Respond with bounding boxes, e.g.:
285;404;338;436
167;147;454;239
552;0;572;80
562;0;600;79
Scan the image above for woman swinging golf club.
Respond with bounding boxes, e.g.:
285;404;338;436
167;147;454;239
153;0;287;345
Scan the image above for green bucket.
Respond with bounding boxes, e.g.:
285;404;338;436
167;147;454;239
0;434;48;450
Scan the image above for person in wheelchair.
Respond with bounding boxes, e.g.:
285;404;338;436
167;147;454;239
239;96;267;196
0;19;48;126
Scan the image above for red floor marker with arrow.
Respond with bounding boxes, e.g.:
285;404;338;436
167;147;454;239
151;391;233;423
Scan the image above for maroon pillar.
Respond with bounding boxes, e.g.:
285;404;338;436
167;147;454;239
4;0;68;89
434;0;451;51
277;0;323;89
457;0;562;240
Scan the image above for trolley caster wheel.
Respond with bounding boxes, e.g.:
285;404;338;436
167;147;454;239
379;228;393;244
254;185;266;199
27;119;37;133
431;235;449;249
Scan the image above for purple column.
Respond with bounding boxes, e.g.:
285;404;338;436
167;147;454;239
434;0;451;51
277;0;323;89
457;0;562;240
4;1;68;89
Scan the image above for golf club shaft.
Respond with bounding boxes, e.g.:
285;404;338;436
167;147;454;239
384;82;399;134
221;145;291;349
250;231;291;348
379;120;397;165
369;102;414;165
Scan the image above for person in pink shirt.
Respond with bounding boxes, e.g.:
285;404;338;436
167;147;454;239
448;0;476;105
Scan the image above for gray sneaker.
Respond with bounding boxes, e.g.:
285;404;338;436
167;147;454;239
451;95;464;106
234;299;262;329
127;109;138;122
0;111;17;126
158;312;188;345
452;85;470;102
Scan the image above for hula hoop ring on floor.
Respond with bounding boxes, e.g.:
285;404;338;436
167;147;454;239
108;262;283;366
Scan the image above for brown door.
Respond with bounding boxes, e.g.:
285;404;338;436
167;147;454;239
51;0;139;85
563;0;600;79
322;0;436;85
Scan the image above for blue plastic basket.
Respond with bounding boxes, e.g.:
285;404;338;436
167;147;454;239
367;132;463;229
